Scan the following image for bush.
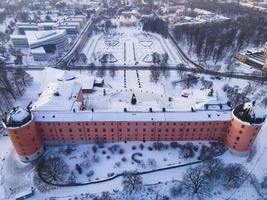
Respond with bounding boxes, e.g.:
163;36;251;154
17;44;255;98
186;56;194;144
139;144;144;150
107;172;115;177
108;144;120;154
119;149;125;154
170;142;179;149
92;155;100;163
96;140;105;148
102;150;106;154
106;155;110;159
153;142;164;150
114;162;121;168
75;164;82;174
122;157;127;162
92;146;97;153
81;159;91;169
148;146;153;151
132;145;137;150
86;170;94;178
209;141;226;156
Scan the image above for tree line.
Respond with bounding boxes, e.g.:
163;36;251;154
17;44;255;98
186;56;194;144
0;68;32;132
173;2;267;65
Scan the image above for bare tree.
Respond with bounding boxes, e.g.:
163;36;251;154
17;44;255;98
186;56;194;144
202;158;224;180
122;170;143;194
38;157;69;184
222;164;248;189
182;166;211;200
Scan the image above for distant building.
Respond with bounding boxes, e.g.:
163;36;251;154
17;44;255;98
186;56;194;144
10;35;29;48
16;23;39;34
2;68;265;162
236;43;267;71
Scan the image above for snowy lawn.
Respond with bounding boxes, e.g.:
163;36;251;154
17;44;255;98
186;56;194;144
81;27;182;67
43;141;214;184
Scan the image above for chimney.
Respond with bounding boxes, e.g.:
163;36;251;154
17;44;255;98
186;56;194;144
149;108;153;112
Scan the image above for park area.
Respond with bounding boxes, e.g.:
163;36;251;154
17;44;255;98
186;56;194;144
80;27;182;67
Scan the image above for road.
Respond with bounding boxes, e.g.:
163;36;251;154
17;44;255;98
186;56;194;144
52;18;93;68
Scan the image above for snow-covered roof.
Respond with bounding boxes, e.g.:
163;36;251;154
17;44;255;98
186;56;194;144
39;67;95;94
33;110;231;122
10;35;27;39
57;71;76;81
243;102;266;119
32;81;82;111
25;30;66;48
9;108;29;122
31;46;46;54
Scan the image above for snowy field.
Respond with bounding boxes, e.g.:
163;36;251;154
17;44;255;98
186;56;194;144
0;69;267;199
81;27;182;67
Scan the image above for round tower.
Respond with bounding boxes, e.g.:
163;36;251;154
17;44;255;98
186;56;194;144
2;107;44;162
225;102;266;156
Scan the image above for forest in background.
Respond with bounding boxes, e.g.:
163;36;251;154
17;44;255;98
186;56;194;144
173;2;267;68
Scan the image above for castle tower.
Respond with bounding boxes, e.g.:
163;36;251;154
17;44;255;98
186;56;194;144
2;107;44;162
225;102;266;156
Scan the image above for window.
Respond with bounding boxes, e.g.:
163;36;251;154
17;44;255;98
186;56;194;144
241;125;245;128
236;136;240;141
69;129;72;132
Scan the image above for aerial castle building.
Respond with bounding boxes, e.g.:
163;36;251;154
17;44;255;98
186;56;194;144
2;68;266;162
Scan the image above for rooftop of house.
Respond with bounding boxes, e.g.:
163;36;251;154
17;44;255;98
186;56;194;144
32;81;82;112
25;30;66;46
39;67;96;94
30;68;99;112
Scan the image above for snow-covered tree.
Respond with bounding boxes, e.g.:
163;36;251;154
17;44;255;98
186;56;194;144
203;158;224;180
222;164;248;189
182;166;211;200
122;170;143;194
38;156;69;183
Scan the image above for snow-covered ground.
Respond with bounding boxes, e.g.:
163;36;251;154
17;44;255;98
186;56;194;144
81;27;183;67
0;68;266;199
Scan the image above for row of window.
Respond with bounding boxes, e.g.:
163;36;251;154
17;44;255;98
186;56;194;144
41;127;228;134
41;121;229;127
